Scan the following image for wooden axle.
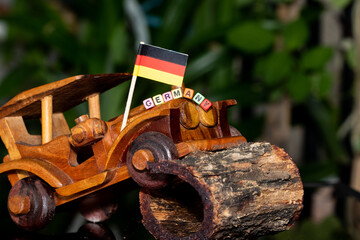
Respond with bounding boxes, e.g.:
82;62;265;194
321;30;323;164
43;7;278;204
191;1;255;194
8;195;31;215
132;149;155;171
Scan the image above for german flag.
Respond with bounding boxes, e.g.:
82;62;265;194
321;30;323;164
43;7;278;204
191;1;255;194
133;43;188;87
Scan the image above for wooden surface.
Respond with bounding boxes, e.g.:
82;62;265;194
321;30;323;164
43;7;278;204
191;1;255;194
88;93;101;119
140;142;303;240
0;73;131;119
8;177;56;231
0;72;255;232
41;95;53;144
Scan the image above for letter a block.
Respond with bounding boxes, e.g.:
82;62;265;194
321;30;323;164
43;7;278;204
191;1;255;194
183;88;194;100
200;99;212;111
162;91;173;102
153;94;164;106
143;98;155;109
193;93;205;105
171;88;183;99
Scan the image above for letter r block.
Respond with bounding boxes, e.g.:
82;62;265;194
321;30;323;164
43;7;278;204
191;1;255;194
162;91;173;102
153;94;164;105
143;98;155;109
200;99;212;111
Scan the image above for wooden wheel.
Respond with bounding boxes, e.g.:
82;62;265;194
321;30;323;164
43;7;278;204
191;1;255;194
79;191;118;223
77;223;116;240
126;132;178;189
230;125;242;137
8;177;55;231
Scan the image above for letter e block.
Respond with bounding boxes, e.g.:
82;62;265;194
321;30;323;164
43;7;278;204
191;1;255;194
193;93;205;105
200;99;212;111
143;98;155;109
183;88;194;100
162;91;173;102
153;94;164;106
171;88;183;99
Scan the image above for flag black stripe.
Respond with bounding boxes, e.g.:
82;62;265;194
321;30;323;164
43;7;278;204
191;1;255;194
139;44;188;66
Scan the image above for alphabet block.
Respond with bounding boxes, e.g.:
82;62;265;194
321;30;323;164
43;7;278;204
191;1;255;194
171;88;183;99
143;98;155;109
200;99;212;111
193;93;205;105
183;88;194;100
153;94;164;106
162;91;173;102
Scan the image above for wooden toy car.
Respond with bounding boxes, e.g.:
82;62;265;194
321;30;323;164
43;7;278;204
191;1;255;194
0;73;246;230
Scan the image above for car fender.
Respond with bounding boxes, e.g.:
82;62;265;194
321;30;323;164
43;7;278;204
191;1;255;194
0;158;72;188
105;108;172;171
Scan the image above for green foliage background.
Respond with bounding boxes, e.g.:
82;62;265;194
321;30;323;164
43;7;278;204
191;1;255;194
0;0;357;239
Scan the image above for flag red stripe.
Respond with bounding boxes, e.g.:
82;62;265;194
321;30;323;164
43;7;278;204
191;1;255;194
135;55;186;77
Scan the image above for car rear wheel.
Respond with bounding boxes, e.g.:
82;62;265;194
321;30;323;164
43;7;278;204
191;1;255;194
79;190;118;223
230;125;242;137
126;132;178;189
8;177;56;231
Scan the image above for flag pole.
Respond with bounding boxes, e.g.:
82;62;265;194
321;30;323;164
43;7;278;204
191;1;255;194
121;42;144;131
121;73;138;131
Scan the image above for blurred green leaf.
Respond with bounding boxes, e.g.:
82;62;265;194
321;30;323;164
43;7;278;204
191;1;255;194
300;47;333;71
94;0;118;44
299;162;338;182
109;23;129;65
343;39;356;69
329;0;352;10
272;216;349;240
307;98;348;164
209;59;235;91
236;0;253;8
218;0;237;25
155;0;196;48
310;72;332;98
255;51;294;85
287;72;311;102
192;0;216;35
226;21;274;53
283;19;309;51
185;46;226;81
269;87;285;101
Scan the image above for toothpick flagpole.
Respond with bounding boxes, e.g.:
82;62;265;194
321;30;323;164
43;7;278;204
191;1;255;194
121;74;138;131
121;42;144;131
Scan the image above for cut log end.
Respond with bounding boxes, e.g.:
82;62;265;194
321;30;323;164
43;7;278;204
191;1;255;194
140;142;304;240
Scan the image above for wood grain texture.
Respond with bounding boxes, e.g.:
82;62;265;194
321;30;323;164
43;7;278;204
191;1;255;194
0;73;131;119
41;95;53;144
8;177;56;231
88;93;101;119
140;142;303;240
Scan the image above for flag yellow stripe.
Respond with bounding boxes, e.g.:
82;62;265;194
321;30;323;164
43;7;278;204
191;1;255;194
133;65;183;87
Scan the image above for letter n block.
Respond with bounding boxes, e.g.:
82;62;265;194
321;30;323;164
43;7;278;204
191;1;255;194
153;94;164;106
171;88;183;99
143;98;155;109
183;88;194;100
162;91;173;102
193;93;205;105
200;99;212;111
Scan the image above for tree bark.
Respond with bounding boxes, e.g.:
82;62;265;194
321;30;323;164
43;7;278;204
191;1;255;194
140;142;303;240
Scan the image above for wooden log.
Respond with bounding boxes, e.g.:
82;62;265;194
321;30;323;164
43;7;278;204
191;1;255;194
140;142;303;240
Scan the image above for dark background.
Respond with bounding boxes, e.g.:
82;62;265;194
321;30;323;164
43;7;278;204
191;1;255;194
0;0;358;239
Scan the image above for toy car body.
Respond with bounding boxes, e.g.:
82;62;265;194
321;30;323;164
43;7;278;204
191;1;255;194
0;73;246;230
